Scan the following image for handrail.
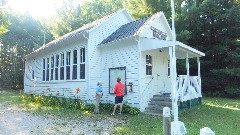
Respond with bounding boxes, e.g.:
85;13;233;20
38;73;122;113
176;75;201;102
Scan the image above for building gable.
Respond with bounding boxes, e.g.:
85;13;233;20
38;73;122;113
138;12;173;41
99;11;174;46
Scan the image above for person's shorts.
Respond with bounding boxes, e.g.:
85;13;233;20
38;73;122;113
115;96;123;104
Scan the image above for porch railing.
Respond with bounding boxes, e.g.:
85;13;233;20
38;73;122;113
176;75;202;102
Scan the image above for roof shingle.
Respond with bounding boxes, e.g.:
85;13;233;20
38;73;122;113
99;16;151;45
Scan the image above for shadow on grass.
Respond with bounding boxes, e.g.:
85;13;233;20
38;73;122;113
180;100;240;135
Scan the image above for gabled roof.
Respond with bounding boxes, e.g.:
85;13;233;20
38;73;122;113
99;12;161;45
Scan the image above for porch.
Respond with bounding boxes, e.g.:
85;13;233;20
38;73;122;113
140;37;205;113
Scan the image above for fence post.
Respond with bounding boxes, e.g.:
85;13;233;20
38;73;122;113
163;107;171;135
200;127;215;135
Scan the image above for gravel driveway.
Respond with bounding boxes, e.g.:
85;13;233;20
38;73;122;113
0;102;124;135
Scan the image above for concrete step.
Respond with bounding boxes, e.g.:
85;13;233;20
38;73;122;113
144;93;172;115
146;105;170;110
148;101;172;106
145;109;163;115
150;96;171;101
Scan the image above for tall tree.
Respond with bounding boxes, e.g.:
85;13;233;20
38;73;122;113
46;0;123;38
123;0;171;19
0;9;10;35
0;12;53;89
176;0;240;97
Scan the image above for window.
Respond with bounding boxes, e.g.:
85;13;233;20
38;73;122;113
46;58;49;81
32;69;34;80
66;51;71;80
146;55;152;75
80;48;85;79
72;50;77;80
51;56;54;80
42;48;85;81
168;60;170;76
42;59;46;81
60;53;64;80
55;54;59;80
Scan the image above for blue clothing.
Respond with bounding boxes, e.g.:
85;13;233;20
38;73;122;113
96;85;103;95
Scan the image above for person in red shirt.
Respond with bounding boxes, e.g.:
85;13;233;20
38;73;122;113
111;77;125;115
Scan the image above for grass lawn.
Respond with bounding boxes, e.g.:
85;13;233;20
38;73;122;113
1;90;239;135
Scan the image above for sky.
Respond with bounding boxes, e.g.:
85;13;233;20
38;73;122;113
7;0;84;18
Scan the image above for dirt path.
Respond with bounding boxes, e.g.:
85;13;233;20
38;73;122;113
0;102;123;135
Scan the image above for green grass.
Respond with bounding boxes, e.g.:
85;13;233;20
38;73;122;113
1;90;239;135
112;97;240;135
0;90;20;103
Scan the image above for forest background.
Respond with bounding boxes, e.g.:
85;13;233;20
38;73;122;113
0;0;240;98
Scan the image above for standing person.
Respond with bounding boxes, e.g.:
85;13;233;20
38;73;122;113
111;77;125;115
94;81;103;114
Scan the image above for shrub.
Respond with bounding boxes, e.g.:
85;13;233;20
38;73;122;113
19;94;141;115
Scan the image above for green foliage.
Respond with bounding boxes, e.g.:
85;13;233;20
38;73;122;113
46;0;123;38
99;102;141;115
19;94;140;115
0;12;53;89
99;102;113;112
176;0;240;98
123;0;171;19
0;9;10;35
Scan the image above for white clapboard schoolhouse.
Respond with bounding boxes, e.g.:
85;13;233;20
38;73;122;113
24;9;205;113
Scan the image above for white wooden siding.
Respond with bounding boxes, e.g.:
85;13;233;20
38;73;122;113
98;40;140;107
87;13;132;102
24;39;88;100
139;49;171;111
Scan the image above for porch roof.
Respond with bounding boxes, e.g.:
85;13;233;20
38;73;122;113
140;37;205;58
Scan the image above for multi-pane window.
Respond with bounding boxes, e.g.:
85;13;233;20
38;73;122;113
42;59;45;81
42;48;86;81
60;53;64;80
146;55;152;75
55;54;59;80
46;58;50;81
51;56;54;80
66;51;71;80
72;50;77;80
80;48;85;79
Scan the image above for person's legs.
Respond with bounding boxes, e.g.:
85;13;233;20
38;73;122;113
112;104;117;115
112;96;119;115
119;103;123;114
119;96;123;114
95;95;100;114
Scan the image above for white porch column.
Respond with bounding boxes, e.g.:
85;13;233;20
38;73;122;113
186;53;190;102
197;57;202;97
169;45;178;122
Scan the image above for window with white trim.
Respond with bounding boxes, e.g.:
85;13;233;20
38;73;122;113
42;59;46;81
50;56;54;80
60;53;64;80
72;49;77;80
80;48;85;79
55;54;59;80
66;51;71;80
146;55;152;75
46;58;49;81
